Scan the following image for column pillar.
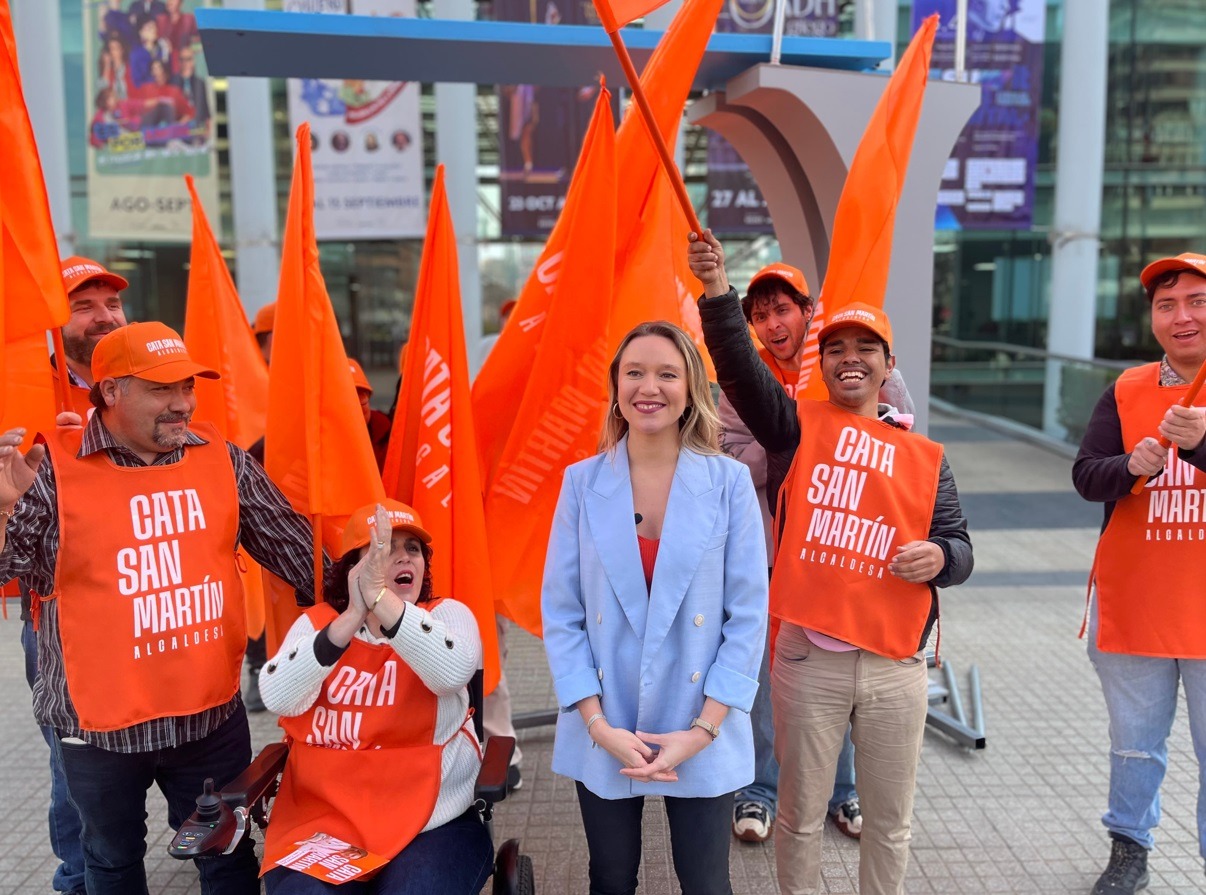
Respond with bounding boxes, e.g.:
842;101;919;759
12;0;74;258
1043;0;1109;438
225;0;280;315
433;0;483;371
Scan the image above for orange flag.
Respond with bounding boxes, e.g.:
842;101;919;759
485;85;617;637
0;0;69;437
795;15;938;400
264;123;384;647
182;175;269;450
473;0;718;484
383;165;500;691
595;0;672;32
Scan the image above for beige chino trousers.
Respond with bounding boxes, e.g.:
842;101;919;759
771;622;929;895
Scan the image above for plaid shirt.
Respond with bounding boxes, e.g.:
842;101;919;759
0;414;321;752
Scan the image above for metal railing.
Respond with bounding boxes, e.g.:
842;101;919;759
930;335;1141;445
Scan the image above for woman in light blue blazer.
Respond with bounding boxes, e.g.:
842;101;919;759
542;321;768;895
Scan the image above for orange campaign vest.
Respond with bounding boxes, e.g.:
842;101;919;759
759;347;799;399
263;603;461;872
44;423;246;731
1092;363;1206;658
770;400;943;659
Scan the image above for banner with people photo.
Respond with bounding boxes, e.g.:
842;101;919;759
495;0;607;237
913;0;1046;230
85;0;220;241
284;0;425;240
704;0;840;234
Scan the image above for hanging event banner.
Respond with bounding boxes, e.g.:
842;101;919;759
496;0;605;237
85;0;220;241
706;0;841;234
912;0;1047;230
285;0;425;240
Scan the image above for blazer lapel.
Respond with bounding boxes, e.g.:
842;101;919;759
582;440;649;638
641;449;719;675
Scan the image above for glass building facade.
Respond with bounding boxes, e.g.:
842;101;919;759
49;0;1206;432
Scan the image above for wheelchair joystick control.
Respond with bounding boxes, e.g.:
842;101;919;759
168;777;240;859
195;778;222;821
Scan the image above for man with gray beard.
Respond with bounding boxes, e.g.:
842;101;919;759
0;321;320;895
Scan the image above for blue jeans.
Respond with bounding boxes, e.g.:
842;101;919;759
22;619;86;894
1088;600;1206;857
57;702;260;895
263;809;494;894
736;630;857;818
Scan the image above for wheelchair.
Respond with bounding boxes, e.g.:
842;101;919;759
168;670;535;894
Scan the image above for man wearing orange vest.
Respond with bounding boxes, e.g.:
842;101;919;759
1073;253;1206;895
689;230;973;895
0;321;320;895
13;255;132;895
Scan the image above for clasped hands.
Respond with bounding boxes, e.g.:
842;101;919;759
589;720;712;785
1128;405;1206;478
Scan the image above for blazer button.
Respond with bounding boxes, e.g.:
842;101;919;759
597;668;604;681
694;614;704;627
596;613;602;624
691;672;701;683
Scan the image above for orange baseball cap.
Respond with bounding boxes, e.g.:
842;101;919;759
61;256;129;294
91;321;219;384
348;358;372;394
748;262;811;297
1140;253;1206;291
251;302;276;335
817;302;894;352
341;499;433;557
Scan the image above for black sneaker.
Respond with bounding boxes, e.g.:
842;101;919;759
1092;838;1150;895
506;764;523;793
733;800;772;842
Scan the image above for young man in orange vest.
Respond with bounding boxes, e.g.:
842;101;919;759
722;263;881;845
689;230;973;894
1073;253;1206;895
0;321;320;895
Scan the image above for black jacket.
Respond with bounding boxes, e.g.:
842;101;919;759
699;289;974;650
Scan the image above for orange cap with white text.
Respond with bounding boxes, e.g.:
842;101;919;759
817;302;894;352
1140;253;1206;292
341;499;433;557
748;262;810;297
92;321;219;384
61;256;129;294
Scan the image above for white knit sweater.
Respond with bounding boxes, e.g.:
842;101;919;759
258;599;484;833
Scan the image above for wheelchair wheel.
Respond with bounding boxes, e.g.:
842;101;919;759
492;839;535;895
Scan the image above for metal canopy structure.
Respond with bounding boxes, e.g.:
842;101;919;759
195;8;891;86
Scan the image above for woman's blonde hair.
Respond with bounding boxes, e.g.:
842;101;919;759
599;321;720;455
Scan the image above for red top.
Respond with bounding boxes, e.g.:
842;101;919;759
637;536;660;592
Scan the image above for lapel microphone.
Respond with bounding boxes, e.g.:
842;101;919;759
634;513;643;525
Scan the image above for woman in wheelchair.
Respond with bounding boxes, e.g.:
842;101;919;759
257;499;493;894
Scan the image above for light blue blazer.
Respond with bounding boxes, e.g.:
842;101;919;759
542;438;768;799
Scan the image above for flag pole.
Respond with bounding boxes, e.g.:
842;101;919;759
1130;357;1206;494
606;30;703;236
50;330;75;414
311;513;324;603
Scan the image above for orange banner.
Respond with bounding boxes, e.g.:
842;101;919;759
182;175;269;450
383;165;500;692
796;15;938;400
594;0;672;33
485;86;618;636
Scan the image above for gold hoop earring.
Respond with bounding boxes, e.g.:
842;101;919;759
612;403;623;419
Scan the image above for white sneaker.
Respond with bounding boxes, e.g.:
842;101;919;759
830;797;862;840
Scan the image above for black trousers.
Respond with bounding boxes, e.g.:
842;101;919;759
575;781;734;895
